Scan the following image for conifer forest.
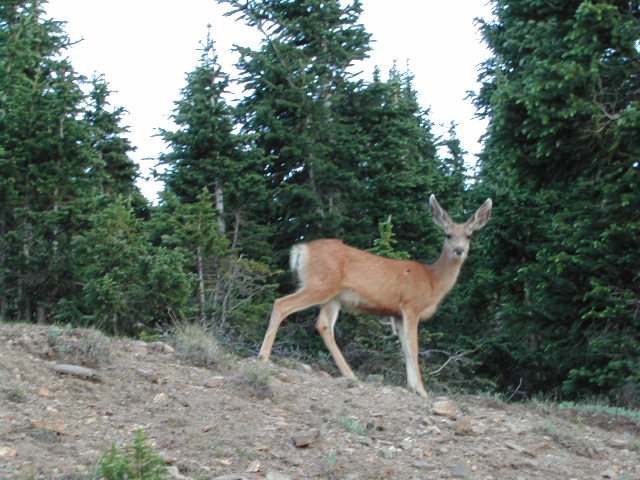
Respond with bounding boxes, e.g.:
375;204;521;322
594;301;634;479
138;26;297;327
1;0;638;406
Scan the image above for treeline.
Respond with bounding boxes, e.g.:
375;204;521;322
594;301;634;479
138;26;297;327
1;0;638;406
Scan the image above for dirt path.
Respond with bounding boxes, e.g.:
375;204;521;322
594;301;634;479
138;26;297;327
0;324;638;479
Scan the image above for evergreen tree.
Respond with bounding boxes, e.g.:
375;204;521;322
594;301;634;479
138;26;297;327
221;0;373;253
0;1;145;324
160;32;272;258
0;0;97;322
83;74;142;201
464;0;640;403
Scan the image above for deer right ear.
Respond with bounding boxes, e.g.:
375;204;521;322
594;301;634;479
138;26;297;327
429;194;453;230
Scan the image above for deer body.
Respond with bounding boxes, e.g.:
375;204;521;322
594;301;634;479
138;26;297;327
258;195;492;396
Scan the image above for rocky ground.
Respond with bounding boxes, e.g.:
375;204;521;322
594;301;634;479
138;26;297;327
0;323;638;480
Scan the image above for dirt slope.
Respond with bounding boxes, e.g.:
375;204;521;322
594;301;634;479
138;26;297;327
0;323;638;480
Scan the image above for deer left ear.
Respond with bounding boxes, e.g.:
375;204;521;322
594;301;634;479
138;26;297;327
466;198;492;231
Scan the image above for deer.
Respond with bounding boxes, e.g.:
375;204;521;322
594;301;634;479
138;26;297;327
258;194;492;396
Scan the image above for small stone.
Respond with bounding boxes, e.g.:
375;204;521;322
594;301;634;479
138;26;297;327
365;374;384;384
380;447;395;459
504;440;536;458
424;425;442;435
412;461;437;471
266;473;292;480
451;460;472;478
245;460;261;473
454;417;473;435
297;363;313;373
127;340;148;355
148;341;174;353
605;438;630;449
38;387;54;398
399;438;413;451
432;400;457;418
153;392;169;404
0;446;17;457
292;428;319;447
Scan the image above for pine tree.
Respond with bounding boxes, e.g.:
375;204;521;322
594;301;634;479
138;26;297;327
465;0;640;403
0;1;144;324
221;0;372;254
160;33;239;231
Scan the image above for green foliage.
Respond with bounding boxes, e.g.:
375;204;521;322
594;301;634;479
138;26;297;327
457;0;640;404
367;216;410;260
65;197;191;334
97;429;169;480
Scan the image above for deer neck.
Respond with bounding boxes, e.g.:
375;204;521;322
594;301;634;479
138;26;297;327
429;248;465;297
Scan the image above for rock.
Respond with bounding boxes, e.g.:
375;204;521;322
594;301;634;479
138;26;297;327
606;438;630;449
380;447;395;459
412;461;437;471
53;364;101;381
292;428;319;447
245;460;261;473
38;387;54;398
432;400;457;418
504;440;536;458
205;376;225;388
0;446;17;457
399;438;413;451
454;417;473;435
297;363;313;373
424;425;442;435
148;341;174;353
127;340;149;355
450;460;472;478
365;374;384;384
213;475;250;480
166;465;189;479
153;392;169;404
266;473;292;480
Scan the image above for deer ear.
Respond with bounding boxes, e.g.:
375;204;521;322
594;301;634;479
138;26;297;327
466;198;492;231
429;194;453;230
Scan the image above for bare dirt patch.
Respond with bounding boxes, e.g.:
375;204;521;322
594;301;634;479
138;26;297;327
1;323;638;479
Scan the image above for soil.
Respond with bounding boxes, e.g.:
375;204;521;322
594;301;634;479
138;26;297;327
0;323;638;480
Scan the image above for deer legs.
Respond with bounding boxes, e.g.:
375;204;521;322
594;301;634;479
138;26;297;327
394;312;427;397
315;300;356;379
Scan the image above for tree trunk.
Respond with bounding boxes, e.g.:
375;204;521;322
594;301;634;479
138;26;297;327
215;180;225;234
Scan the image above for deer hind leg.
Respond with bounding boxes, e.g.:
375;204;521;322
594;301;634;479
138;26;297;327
394;313;427;397
315;300;356;379
258;286;337;362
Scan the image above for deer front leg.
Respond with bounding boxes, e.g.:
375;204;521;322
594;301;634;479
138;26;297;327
395;311;427;397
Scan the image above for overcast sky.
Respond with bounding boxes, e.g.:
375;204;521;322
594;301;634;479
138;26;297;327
45;0;494;201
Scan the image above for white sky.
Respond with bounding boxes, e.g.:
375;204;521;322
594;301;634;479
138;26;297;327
45;0;494;201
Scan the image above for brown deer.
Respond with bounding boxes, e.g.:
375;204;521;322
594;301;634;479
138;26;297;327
258;195;492;396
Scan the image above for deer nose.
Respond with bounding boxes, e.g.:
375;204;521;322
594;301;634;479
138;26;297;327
453;247;465;256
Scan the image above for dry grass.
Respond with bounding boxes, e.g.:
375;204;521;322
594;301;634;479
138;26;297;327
170;322;228;369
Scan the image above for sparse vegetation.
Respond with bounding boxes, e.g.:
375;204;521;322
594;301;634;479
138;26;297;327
6;384;25;403
97;429;169;480
171;321;228;369
234;363;273;400
337;416;367;436
46;327;112;367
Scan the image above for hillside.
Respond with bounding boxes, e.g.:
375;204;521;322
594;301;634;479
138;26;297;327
0;323;638;480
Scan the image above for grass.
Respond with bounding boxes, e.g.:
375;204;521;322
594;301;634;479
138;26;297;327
234;363;274;400
170;321;228;370
42;325;113;367
337;416;367;436
556;401;640;422
6;384;26;403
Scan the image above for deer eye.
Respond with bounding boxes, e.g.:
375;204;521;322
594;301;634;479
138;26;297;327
445;233;452;239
